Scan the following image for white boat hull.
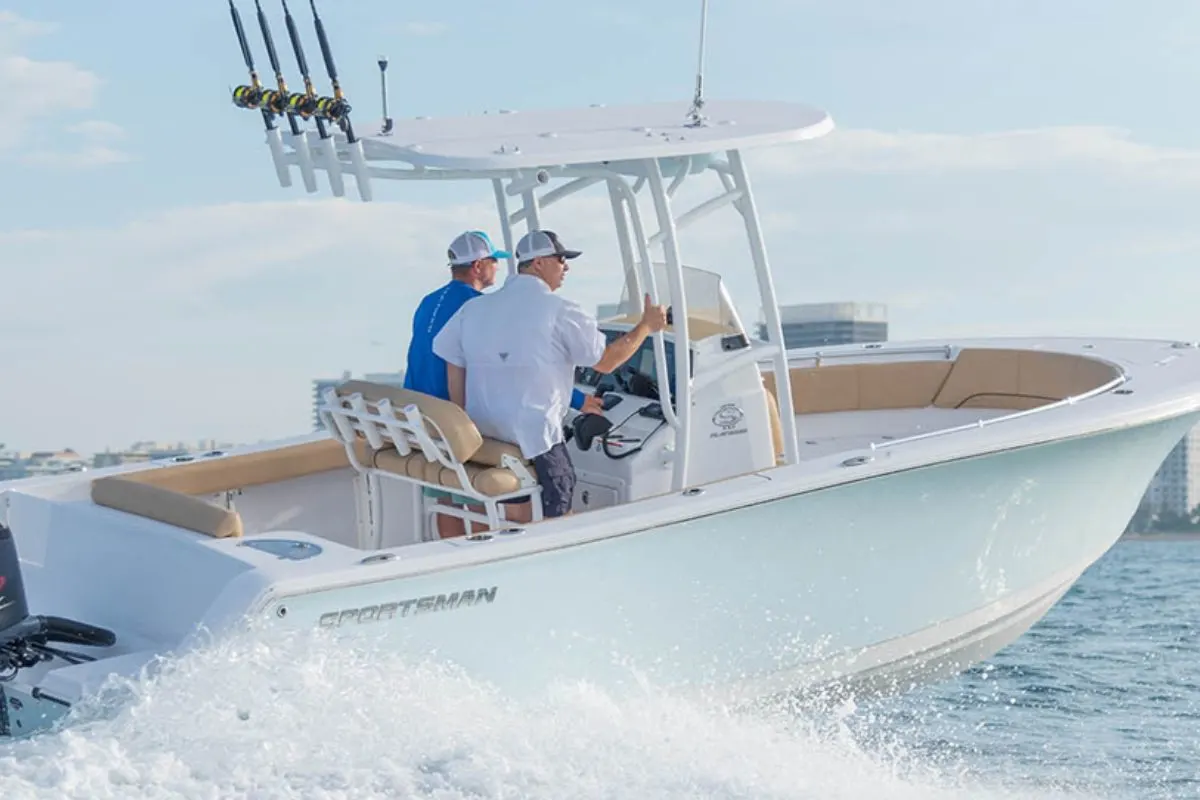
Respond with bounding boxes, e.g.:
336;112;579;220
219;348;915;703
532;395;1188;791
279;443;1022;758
267;412;1194;704
3;336;1199;739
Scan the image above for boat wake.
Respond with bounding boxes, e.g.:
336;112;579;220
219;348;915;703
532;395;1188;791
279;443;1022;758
0;624;1101;800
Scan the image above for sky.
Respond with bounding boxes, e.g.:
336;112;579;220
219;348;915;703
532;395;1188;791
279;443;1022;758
5;0;1200;453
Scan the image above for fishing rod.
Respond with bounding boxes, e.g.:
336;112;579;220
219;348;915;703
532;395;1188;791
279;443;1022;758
309;0;356;142
253;0;298;130
228;0;276;131
281;0;327;133
281;0;344;195
225;0;368;199
229;0;292;187
254;0;317;191
309;0;372;200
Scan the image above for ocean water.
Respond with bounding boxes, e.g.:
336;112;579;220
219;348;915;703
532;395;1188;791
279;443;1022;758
0;539;1196;799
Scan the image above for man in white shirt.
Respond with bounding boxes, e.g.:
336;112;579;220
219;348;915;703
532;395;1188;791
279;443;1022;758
432;229;668;520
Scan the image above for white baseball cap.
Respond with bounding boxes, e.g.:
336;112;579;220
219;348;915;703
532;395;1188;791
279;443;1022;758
447;230;511;267
514;230;582;264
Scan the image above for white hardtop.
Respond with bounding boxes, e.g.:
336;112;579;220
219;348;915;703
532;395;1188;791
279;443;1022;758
357;100;834;172
228;1;836;488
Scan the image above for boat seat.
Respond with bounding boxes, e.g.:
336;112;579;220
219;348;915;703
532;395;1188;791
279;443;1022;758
91;477;245;539
320;380;541;545
763;348;1120;415
931;348;1119;410
762;385;785;464
763;361;954;415
88;438;356;539
365;448;525;496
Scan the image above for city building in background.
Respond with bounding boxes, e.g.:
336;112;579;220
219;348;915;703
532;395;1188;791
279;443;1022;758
311;370;405;430
91;440;237;469
0;447;88;479
756;302;888;350
312;370;353;430
1140;425;1200;521
1;440;238;480
0;446;21;481
597;302;623;320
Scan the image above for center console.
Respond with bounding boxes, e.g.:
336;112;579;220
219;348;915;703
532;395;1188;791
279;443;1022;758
563;389;675;512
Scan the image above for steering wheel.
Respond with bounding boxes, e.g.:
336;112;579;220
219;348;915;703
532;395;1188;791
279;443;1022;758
617;364;659;400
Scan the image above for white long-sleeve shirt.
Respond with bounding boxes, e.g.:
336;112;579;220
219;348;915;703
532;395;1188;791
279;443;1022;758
433;274;606;459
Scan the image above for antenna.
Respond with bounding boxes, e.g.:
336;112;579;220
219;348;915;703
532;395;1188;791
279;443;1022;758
684;0;710;128
378;55;394;136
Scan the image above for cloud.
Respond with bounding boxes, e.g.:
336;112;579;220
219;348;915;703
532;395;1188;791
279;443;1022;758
21;145;131;168
66;120;125;142
758;125;1200;183
0;9;54;45
7;117;1200;451
587;8;643;28
24;120;132;167
0;11;129;165
399;21;448;37
0;192;627;452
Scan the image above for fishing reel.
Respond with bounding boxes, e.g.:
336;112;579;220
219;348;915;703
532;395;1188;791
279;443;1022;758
231;84;289;114
228;0;360;143
232;83;267;110
288;93;351;125
232;86;349;126
232;86;299;117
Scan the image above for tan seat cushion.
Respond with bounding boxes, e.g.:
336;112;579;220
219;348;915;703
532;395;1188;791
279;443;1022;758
370;448;523;496
764;349;1118;414
124;438;351;496
91;477;243;539
474;437;529;466
932;349;1118;409
762;384;784;462
778;362;953;414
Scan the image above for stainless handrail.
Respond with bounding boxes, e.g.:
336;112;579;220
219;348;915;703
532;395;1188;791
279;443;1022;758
867;373;1130;451
791;344;955;364
756;344;957;370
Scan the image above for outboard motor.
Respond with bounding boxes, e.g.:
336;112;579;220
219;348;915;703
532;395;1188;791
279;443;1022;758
0;523;117;681
0;524;29;634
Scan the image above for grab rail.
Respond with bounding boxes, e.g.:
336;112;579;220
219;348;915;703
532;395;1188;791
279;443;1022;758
787;344;956;366
866;372;1130;452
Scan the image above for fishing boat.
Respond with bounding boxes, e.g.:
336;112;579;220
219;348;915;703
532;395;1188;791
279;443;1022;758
4;0;1200;740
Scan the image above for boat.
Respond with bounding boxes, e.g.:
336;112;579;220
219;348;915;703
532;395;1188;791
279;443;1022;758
4;0;1200;740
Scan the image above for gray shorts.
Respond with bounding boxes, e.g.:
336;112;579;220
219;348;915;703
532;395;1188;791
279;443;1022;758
499;442;577;518
531;442;577;518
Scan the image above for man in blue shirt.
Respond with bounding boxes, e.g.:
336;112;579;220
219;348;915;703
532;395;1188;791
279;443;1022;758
405;230;505;400
404;230;600;538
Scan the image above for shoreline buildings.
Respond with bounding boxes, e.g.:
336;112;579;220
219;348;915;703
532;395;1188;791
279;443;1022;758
757;302;889;349
311;370;405;430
